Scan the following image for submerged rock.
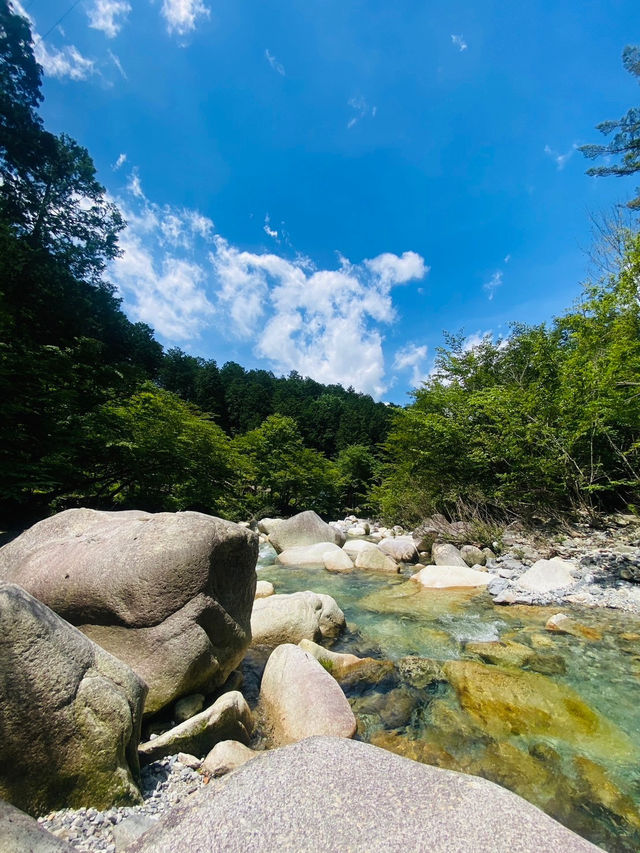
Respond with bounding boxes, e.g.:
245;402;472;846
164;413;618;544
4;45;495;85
259;644;357;745
0;583;145;816
298;638;370;679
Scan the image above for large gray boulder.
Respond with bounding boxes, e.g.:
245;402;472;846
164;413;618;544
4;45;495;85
0;584;145;816
378;536;418;563
0;509;258;714
250;591;345;647
268;510;344;554
126;737;603;853
259;644;357;745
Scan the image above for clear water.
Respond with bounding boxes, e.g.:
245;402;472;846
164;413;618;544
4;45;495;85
257;549;640;853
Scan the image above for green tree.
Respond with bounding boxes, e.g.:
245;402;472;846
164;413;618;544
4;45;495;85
234;414;337;517
581;46;640;209
336;444;380;514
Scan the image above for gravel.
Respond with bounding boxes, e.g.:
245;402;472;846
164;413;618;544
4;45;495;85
37;756;206;851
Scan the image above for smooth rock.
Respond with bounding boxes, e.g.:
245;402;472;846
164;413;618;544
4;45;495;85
0;799;76;851
432;543;468;567
342;539;380;559
201;740;259;777
276;542;345;568
255;580;275;598
298;638;368;678
125;737;603;853
545;613;602;641
461;545;486;567
518;558;578;594
0;509;257;715
112;814;158;850
259;644;356;745
176;753;202;769
410;565;491;588
251;591;345;647
0;584;144;816
322;548;355;573
347;525;367;537
174;693;205;723
268;511;344;554
138;691;252;763
354;547;399;573
378;536;418;562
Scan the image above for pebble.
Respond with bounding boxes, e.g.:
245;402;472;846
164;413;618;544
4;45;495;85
37;756;205;851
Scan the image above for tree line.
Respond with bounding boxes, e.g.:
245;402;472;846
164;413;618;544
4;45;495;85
1;2;638;528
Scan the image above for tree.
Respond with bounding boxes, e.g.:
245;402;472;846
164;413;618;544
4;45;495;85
0;3;124;281
581;46;640;209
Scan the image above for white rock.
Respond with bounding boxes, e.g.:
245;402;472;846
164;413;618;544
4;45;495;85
410;565;492;589
379;536;418;562
251;591;345;647
201;740;258;777
255;580;275;599
276;542;346;568
518;559;578;594
323;549;354;573
347;525;367;537
432;543;468;567
343;539;379;559
354;547;399;574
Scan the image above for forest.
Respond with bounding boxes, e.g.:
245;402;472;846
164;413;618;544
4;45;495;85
1;3;638;528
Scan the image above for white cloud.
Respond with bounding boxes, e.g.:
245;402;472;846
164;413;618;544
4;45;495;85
113;153;127;170
504;253;511;264
347;96;377;129
483;270;503;301
111;172;428;397
161;0;210;36
393;343;429;387
265;49;285;76
544;143;578;171
11;1;95;81
264;214;279;240
88;0;131;38
108;50;127;79
451;34;468;51
462;330;491;351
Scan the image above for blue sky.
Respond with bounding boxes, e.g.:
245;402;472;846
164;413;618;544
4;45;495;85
15;0;640;402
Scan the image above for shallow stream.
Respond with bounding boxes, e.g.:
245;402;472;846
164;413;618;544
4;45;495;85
257;548;640;853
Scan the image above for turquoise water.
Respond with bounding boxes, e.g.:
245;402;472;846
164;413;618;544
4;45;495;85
257;549;640;852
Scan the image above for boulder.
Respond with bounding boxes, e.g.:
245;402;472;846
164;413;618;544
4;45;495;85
378;536;418;563
298;638;369;679
202;740;259;778
461;544;486;567
276;542;345;568
257;517;283;535
354;547;399;573
0;799;76;852
125;737;603;853
347;525;367;537
0;583;145;816
174;693;205;723
518;558;578;594
343;539;380;559
323;548;354;573
432;543;468;567
410;565;491;588
138;691;252;763
268;511;344;553
255;580;275;598
251;591;345;647
259;644;356;745
0;509;258;715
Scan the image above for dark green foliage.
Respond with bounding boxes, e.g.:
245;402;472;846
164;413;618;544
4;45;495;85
581;46;640;209
375;231;640;525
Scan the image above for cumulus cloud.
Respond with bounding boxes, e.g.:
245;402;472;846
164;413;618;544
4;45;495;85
347;96;377;129
160;0;210;36
88;0;131;38
111;171;427;396
11;1;95;80
451;34;468;51
393;343;429;387
544;143;578;171
265;49;285;76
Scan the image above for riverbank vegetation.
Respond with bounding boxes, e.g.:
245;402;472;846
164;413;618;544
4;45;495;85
1;4;638;527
